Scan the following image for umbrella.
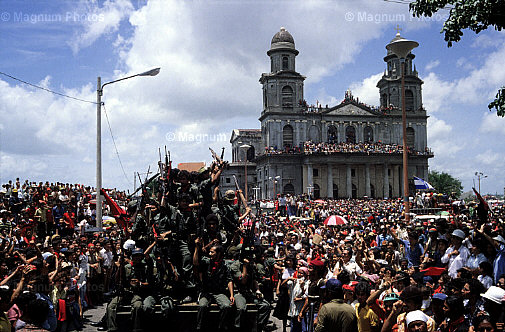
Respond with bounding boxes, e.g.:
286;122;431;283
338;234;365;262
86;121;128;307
314;199;326;204
324;215;348;226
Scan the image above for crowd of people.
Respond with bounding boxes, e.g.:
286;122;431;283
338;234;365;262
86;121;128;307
263;141;432;157
1;164;505;332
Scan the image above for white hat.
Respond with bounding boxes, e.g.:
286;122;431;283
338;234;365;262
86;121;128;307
405;310;429;326
123;239;136;250
481;286;505;304
493;235;505;245
451;229;465;239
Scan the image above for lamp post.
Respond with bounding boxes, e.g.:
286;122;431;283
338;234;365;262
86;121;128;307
269;176;280;200
307;185;314;201
96;67;160;229
240;144;251;202
386;32;418;223
252;187;261;201
475;172;487;193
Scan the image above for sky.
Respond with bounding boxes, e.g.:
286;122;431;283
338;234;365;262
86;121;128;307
1;0;505;195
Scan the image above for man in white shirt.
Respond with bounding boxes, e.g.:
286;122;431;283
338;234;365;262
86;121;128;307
333;248;362;280
441;229;470;278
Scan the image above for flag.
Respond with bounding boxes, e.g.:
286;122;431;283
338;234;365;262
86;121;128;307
413;176;434;190
100;189;128;232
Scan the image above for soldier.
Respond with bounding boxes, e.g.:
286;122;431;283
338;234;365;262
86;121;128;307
219;190;251;245
201;213;227;252
193;240;234;331
151;197;194;303
229;247;271;332
106;248;156;332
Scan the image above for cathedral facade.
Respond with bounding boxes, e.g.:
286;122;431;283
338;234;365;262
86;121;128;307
223;28;433;199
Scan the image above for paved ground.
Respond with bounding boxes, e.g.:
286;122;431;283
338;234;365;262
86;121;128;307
80;302;288;332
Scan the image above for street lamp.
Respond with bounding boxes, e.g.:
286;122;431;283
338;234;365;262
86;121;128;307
240;144;251;202
307;185;314;200
96;67;160;229
386;32;418;223
252;187;261;201
475;172;487;193
269;176;281;200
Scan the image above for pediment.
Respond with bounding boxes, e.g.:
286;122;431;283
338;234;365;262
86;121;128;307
325;103;378;116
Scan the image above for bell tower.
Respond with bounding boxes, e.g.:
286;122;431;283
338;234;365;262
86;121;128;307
260;27;305;115
376;32;424;113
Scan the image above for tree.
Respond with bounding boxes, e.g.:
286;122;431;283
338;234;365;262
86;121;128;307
428;170;463;197
409;0;505;116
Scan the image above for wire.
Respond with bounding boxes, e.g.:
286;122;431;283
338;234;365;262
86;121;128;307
102;103;132;187
0;71;97;104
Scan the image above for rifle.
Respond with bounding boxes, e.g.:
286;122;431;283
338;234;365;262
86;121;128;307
131;166;151;225
232;175;257;247
209;147;228;169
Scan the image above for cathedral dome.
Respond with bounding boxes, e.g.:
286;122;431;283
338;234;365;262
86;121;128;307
270;27;296;52
271;27;295;45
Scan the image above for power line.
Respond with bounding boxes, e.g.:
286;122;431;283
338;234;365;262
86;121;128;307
0;71;97;104
102;103;132;187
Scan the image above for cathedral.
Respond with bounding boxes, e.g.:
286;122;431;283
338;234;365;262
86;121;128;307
221;27;433;199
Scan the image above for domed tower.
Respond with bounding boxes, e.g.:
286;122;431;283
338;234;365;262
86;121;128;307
260;27;305;115
376;32;424;113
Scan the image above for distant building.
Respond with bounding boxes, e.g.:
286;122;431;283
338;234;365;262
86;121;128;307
221;27;433;199
178;162;206;173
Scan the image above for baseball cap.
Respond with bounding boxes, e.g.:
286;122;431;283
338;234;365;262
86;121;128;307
321;278;342;292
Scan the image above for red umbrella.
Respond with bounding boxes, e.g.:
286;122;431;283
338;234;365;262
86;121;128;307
324;215;348;226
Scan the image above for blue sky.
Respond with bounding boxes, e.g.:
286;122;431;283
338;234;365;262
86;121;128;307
1;0;505;195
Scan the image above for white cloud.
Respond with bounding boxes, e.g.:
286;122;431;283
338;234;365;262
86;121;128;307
480;112;505;135
68;0;134;54
476;149;505;166
427;116;462;157
349;72;383;106
422;72;455;113
425;60;440;71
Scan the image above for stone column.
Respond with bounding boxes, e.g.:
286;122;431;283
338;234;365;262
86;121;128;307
327;165;333;198
346;165;352;198
365;164;371;197
383;164;389;198
393;165;401;197
307;163;313;194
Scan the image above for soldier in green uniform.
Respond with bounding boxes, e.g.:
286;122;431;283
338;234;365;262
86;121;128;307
229;247;271;332
219;190;251;245
193;240;234;331
106;248;156;332
151;195;195;303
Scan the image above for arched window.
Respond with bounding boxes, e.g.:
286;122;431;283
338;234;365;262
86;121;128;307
308;125;319;142
381;93;388;107
364;126;374;142
282;125;293;149
352;184;357;199
247;146;255;161
405;89;414;111
333;184;338;198
345;126;356;143
283;183;295;195
282;85;293;108
327;125;338;143
406;127;415;149
282;56;289;70
370;184;375;198
313;184;320;199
